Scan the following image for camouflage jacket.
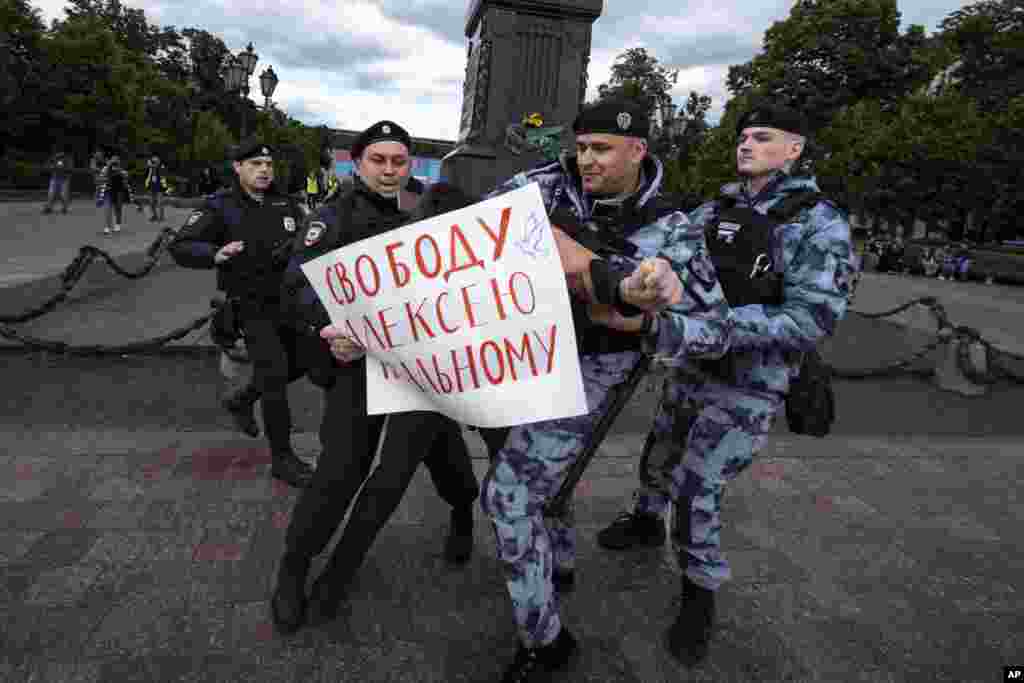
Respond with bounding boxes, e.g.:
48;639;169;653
488;153;733;363
688;173;854;396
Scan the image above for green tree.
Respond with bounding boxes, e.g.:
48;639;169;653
938;0;1024;110
596;47;678;118
0;0;50;155
726;0;934;129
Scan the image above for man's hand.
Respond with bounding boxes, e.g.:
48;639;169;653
214;241;245;265
551;226;596;275
587;303;645;333
620;258;683;312
320;324;365;363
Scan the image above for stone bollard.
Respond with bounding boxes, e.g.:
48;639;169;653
933;332;990;397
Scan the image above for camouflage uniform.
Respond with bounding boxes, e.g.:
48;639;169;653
481;155;733;647
631;172;855;591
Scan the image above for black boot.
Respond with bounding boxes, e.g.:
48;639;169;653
307;553;356;626
501;627;579;683
270;552;309;635
271;450;314;489
664;576;716;666
221;387;260;438
443;504;474;565
596;510;666;550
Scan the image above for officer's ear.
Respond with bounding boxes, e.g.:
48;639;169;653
784;133;806;163
628;137;647;165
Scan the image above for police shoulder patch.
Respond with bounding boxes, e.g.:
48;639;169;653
283;216;296;233
304;221;326;247
187;210;203;226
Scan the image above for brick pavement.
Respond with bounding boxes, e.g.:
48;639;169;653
1;429;1021;682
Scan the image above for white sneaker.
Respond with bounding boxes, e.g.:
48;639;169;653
103;227;112;235
113;224;121;233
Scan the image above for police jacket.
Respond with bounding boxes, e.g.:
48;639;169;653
168;181;303;303
280;175;414;340
487;153;733;363
688;172;855;396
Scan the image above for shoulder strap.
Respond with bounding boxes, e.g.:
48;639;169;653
765;190;822;223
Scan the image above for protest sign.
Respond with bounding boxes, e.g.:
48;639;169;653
300;183;588;427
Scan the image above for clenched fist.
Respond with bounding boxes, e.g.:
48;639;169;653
620;258;683;312
320;325;366;363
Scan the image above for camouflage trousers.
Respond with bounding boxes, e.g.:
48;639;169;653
481;351;641;648
633;374;781;591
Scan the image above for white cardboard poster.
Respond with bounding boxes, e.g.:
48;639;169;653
300;183;587;427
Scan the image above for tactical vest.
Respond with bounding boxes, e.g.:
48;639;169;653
705;190;821;308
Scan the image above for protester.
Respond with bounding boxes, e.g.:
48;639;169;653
269;121;480;636
144;154;168;222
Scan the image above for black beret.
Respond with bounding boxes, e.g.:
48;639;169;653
572;100;650;139
736;102;810;138
351;120;412;160
234;139;275;162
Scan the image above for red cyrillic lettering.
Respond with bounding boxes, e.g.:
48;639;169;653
477;206;512;261
378;307;401;350
385;241;411;287
504;333;539;380
479;340;505;385
509;271;536;314
326;262;356;304
489;278;508;321
533;324;557;374
358;313;388;351
443;225;485;282
343;318;365;347
405;298;435;342
416;358;440;394
436;292;460;334
400;361;426;393
450;346;481;393
355;254;381;297
415;235;442;279
461;283;483;328
432;355;454;393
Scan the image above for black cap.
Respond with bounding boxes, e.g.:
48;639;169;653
736;102;810;138
350;120;412;160
233;139;275;162
572;100;650;139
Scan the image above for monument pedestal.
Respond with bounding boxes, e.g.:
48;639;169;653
443;0;603;197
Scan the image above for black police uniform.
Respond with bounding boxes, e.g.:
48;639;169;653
269;122;480;634
167;140;314;488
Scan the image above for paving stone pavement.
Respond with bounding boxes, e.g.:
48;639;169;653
0;428;1021;683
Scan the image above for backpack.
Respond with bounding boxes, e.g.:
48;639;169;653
704;190;837;437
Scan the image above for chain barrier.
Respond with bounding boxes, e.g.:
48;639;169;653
0;227;178;324
828;296;1024;386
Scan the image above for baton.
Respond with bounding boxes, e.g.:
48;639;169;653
544;353;652;518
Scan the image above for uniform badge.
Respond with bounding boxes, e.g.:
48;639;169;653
616;112;632;131
381;124;391;134
717;221;741;244
304;221;326;247
283;216;296;233
187;210;203;226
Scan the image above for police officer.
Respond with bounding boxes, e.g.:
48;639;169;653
168;139;314;489
474;100;734;682
595;102;855;665
270;121;480;635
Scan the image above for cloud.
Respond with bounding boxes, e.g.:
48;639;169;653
30;0;971;140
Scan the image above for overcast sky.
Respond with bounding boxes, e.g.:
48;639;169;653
33;0;972;141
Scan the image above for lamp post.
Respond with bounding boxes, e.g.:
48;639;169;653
222;42;259;139
659;100;677;154
259;66;278;112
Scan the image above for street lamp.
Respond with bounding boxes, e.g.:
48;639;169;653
223;43;259;139
259;66;278;110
